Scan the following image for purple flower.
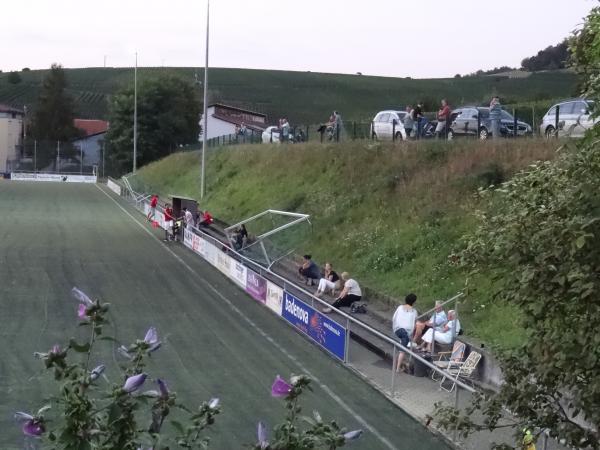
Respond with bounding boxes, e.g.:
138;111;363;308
77;303;87;320
343;429;363;442
257;421;269;449
208;398;220;409
144;327;158;345
271;375;292;398
123;373;147;393
71;287;93;306
90;364;106;381
22;419;45;437
157;378;169;398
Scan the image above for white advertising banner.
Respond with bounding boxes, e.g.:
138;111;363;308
11;173;97;183
216;251;233;277
107;179;122;195
204;241;218;267
229;260;247;288
266;281;284;316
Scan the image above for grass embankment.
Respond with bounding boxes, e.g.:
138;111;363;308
133;139;559;349
0;67;578;123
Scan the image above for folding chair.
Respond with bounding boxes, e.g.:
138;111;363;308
439;351;481;393
431;341;466;382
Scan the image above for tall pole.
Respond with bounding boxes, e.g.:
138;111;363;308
133;52;138;173
201;0;210;199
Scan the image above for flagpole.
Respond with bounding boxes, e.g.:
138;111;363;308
201;0;209;199
133;52;138;173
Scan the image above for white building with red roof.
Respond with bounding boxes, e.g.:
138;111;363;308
73;119;109;169
201;104;267;139
0;104;24;174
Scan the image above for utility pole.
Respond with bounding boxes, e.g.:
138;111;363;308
201;0;210;199
133;52;138;173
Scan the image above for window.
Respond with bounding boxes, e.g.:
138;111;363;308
377;113;390;122
478;108;490;119
572;101;587;114
501;110;514;121
547;106;557;117
559;102;575;115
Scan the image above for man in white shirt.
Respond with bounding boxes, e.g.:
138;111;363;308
392;293;418;372
183;207;194;228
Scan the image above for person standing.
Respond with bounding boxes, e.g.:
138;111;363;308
435;99;451;139
404;106;415;138
147;194;158;221
281;118;290;143
183;207;194;228
489;95;502;139
163;203;174;241
392;293;418;372
414;102;424;139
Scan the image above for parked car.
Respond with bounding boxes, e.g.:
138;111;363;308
370;110;407;141
448;107;532;140
262;126;287;143
539;98;597;138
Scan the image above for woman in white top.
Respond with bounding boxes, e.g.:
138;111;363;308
421;310;461;352
323;272;361;313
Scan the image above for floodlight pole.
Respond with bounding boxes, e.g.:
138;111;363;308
133;52;138;173
201;0;210;199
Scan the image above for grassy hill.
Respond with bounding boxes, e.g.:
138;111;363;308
0;67;579;125
130;139;561;349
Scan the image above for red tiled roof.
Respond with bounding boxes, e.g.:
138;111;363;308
0;104;24;114
74;119;109;137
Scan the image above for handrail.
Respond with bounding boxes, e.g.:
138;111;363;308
416;293;464;321
121;186;476;394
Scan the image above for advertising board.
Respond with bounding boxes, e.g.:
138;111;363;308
245;270;267;304
281;291;346;361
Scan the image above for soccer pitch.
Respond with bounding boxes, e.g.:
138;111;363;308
0;182;450;449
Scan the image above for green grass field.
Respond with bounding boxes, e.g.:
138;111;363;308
0;67;579;124
132;139;562;350
0;181;450;449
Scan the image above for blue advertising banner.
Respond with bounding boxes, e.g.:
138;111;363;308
281;292;346;361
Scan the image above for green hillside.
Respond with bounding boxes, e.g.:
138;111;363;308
130;139;561;349
0;67;579;125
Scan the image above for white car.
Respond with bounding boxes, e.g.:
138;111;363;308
370;110;407;141
262;126;285;143
539;98;597;138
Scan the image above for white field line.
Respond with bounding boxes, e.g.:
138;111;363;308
95;184;397;450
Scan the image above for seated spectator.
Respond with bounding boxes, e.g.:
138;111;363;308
392;293;418;372
199;211;213;227
413;300;448;344
239;224;249;246
298;254;320;286
230;230;243;250
421;310;461;352
323;272;361;313
315;262;340;297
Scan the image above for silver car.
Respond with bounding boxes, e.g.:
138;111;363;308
370;110;407;141
539;98;597;138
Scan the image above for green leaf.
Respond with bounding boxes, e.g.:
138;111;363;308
575;235;586;249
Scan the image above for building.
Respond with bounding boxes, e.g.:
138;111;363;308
73;119;109;169
0;104;24;173
200;104;267;139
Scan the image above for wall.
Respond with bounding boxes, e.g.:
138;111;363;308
0;115;23;173
202;106;238;140
73;133;105;167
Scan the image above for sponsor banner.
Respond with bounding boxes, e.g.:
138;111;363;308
246;270;267;304
216;251;233;277
11;172;97;183
107;179;121;195
184;228;194;249
229;260;247;288
266;281;283;316
204;240;218;267
281;292;346;361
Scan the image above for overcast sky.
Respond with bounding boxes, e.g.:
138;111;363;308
1;0;595;78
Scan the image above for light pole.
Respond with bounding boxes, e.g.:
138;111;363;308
133;52;138;173
201;0;210;199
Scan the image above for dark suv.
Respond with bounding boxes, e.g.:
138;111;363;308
448;107;532;140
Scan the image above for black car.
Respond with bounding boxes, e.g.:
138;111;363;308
448;107;533;140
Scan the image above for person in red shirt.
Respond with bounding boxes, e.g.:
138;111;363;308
435;99;451;139
163;203;174;241
147;194;159;221
199;211;213;227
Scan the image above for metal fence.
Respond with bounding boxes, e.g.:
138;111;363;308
114;177;481;445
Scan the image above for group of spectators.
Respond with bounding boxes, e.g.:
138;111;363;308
403;96;504;139
146;194;214;242
297;255;362;314
392;294;461;372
